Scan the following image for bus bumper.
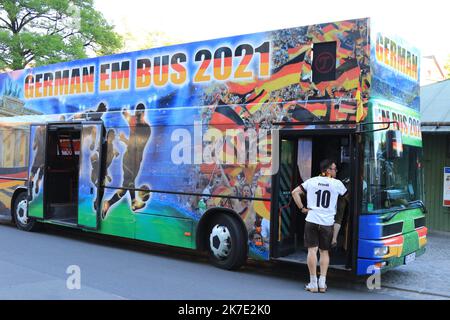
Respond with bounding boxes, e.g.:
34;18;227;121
356;227;427;276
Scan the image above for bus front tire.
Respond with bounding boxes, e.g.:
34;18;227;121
13;192;40;232
207;214;247;270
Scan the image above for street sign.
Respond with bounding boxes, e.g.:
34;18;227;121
444;167;450;207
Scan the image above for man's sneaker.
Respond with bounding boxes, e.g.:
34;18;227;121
304;282;318;293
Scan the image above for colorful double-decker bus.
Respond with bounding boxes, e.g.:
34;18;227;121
0;18;426;275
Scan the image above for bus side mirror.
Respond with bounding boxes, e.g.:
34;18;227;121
386;130;403;159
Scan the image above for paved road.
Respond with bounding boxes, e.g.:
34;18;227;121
379;232;450;298
0;221;435;300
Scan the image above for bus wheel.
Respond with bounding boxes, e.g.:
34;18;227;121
207;214;247;270
13;192;40;232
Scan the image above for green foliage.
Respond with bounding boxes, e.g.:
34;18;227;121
0;0;123;71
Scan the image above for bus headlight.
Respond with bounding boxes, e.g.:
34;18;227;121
374;246;389;257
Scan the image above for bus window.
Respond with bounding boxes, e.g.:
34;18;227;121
363;131;423;212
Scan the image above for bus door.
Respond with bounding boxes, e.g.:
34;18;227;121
77;122;104;230
272;139;298;257
27;124;47;219
271;128;358;269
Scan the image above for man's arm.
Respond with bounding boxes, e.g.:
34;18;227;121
291;186;309;214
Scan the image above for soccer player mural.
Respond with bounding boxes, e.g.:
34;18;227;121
29;125;46;199
101;103;152;219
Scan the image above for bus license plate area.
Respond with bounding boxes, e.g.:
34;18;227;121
405;252;416;265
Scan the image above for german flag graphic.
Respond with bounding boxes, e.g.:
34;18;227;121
255;51;306;95
322;23;340;34
340;21;355;32
287;45;310;60
335;58;360;90
338;101;357;114
210;103;246;127
355;89;365;123
227;81;259;96
321;23;341;41
223;165;243;181
247;90;270;114
288;104;321;122
253;197;271;221
304;102;329;118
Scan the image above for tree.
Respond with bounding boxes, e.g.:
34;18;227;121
0;0;122;71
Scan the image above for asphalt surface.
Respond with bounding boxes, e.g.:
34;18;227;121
378;231;450;299
0;221;441;300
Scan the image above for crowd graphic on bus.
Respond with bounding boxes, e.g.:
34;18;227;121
101;103;152;219
190;20;371;256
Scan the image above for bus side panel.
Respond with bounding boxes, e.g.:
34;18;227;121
0;180;27;217
0;124;29;217
95;200;136;239
134;214;194;249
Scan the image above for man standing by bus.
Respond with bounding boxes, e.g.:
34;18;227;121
291;159;347;293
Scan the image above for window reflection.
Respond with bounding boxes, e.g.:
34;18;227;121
363;131;424;212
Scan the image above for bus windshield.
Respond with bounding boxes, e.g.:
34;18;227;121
363;131;424;213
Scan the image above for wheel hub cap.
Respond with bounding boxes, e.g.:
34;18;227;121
16;200;28;225
209;224;231;259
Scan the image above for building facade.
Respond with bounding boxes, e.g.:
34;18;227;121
421;80;450;232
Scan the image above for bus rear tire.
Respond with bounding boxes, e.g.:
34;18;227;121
207;213;247;270
13;192;40;232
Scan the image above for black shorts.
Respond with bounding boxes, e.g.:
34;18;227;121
304;221;333;250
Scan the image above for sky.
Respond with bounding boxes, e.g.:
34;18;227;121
94;0;449;65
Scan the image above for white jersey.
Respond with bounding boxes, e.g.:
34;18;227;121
301;176;347;226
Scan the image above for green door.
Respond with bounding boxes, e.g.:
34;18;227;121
28;124;47;219
77;123;104;229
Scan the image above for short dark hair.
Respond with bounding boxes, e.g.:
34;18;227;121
320;159;335;173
